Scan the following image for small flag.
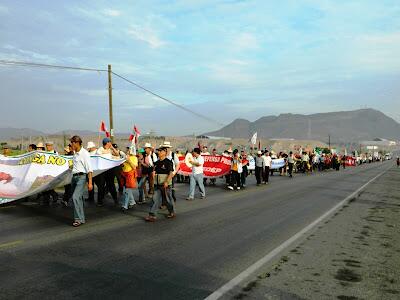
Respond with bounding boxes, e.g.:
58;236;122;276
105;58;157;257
100;121;110;137
250;132;257;145
100;121;107;132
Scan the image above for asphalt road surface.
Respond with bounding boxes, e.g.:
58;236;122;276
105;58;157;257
0;160;393;300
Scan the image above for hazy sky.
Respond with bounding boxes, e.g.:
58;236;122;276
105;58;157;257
1;0;400;136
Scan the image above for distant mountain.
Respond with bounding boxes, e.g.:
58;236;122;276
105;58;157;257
205;109;400;142
0;127;46;140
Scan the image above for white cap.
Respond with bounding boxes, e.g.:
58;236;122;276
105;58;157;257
144;143;152;148
86;141;96;149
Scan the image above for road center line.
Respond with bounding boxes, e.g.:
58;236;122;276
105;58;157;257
0;240;24;250
204;166;391;300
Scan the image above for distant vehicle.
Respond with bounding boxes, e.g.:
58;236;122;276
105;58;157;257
385;153;392;160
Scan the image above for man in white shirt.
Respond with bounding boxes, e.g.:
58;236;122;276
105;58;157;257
70;135;93;227
186;147;205;200
262;151;272;184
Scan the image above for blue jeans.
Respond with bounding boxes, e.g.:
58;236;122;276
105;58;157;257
149;186;175;216
188;173;205;198
137;177;145;202
120;187;136;209
71;174;86;223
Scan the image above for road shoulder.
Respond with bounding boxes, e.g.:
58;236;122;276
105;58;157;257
228;166;400;300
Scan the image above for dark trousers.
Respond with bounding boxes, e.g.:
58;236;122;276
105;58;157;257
97;170;118;205
241;166;248;186
288;163;294;177
255;166;263;184
229;171;241;188
263;166;270;183
87;176;101;202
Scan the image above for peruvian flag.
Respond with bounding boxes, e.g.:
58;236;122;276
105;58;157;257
129;125;141;144
100;121;110;137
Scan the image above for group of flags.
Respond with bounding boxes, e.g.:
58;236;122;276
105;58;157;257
99;120;141;147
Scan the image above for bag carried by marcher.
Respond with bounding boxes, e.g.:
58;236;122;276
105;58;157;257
155;174;172;186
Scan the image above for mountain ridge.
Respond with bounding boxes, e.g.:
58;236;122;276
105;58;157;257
205;109;400;142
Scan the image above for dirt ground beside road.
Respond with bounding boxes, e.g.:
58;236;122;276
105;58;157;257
231;166;400;300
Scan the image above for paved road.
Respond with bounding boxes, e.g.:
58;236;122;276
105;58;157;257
0;160;392;299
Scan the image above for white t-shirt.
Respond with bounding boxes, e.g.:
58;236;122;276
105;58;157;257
192;155;204;175
72;147;93;174
263;155;272;167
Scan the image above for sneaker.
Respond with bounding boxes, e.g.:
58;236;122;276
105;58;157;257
186;197;194;201
237;187;241;190
121;207;127;213
228;186;234;190
201;195;206;199
128;204;136;209
61;200;68;207
144;215;156;222
96;202;104;207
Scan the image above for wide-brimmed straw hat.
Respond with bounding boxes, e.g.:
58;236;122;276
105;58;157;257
144;143;152;149
159;141;172;148
36;142;45;149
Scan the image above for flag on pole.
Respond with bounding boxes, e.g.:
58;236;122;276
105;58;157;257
100;121;110;137
258;140;261;150
250;132;257;145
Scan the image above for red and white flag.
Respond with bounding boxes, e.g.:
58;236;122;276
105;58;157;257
129;125;141;144
100;121;110;137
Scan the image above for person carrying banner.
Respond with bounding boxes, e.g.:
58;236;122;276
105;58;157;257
41;141;59;205
240;150;248;188
144;145;175;222
209;148;218;186
86;141;102;204
228;149;242;190
96;137;120;206
70;135;93;227
186;147;206;200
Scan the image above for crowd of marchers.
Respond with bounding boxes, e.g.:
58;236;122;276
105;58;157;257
9;137;390;227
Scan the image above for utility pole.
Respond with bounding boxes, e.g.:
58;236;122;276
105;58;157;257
108;64;114;143
328;134;331;149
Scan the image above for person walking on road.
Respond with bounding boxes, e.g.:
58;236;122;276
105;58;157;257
263;151;272;184
144;145;175;222
186;148;206;200
255;151;264;186
288;151;295;178
70;135;93;227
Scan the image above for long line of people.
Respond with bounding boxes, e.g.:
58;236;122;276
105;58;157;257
24;138;380;226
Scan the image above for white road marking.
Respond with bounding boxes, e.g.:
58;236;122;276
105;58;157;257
204;166;391;300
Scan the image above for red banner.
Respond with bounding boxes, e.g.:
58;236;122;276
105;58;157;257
178;155;232;178
345;157;356;166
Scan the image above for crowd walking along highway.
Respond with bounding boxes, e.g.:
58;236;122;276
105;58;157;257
0;131;393;227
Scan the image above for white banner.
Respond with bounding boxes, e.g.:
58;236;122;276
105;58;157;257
271;158;286;169
0;151;124;205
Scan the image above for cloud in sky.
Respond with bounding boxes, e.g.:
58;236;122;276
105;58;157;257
0;0;400;135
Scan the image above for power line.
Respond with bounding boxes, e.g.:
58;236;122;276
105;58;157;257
0;59;225;127
0;59;107;72
111;71;225;127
